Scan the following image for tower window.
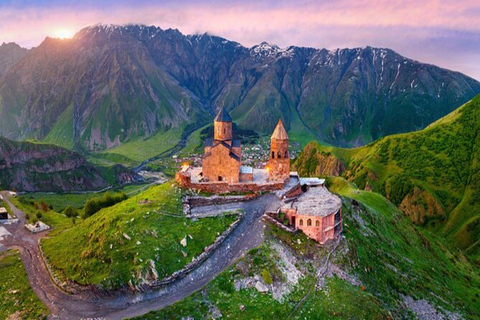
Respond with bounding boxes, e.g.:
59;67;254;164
224;128;226;134
272;151;275;159
285;151;288;158
278;152;281;158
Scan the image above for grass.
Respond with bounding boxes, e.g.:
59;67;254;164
18;184;148;212
100;127;184;163
0;249;49;320
133;178;480;319
329;177;480;317
41;181;237;289
9;196;75;236
294;94;480;263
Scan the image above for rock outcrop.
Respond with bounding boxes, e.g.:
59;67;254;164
0;136;136;192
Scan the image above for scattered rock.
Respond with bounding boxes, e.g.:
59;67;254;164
123;233;131;240
180;237;187;247
239;304;245;311
255;281;269;293
136;241;141;245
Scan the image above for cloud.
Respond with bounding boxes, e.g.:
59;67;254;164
0;0;479;79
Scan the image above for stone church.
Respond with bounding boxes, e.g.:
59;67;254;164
202;108;244;183
201;107;290;184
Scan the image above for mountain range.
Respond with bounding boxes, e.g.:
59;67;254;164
0;24;479;153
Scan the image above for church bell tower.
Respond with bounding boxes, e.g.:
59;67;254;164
268;119;290;182
214;107;233;143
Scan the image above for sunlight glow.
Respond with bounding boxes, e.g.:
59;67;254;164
53;29;74;39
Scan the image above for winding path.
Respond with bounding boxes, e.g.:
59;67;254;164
0;191;281;319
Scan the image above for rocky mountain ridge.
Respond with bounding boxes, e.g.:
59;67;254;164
0;24;479;151
0;42;28;78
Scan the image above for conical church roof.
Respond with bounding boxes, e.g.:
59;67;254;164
214;107;232;122
271;119;289;140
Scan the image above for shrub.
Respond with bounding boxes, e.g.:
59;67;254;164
261;269;273;285
36;212;42;220
83;192;128;218
63;206;78;218
39;199;48;213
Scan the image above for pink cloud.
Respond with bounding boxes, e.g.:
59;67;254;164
0;1;479;79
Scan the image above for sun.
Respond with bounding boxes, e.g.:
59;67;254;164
53;29;74;39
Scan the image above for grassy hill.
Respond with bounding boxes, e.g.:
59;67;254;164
134;178;480;319
294;94;480;264
41;181;237;290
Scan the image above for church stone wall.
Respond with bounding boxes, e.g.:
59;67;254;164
203;144;240;183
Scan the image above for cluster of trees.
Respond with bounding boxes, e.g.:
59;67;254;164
33;199;52;213
82;192;128;218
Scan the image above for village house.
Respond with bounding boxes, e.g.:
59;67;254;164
0;207;8;220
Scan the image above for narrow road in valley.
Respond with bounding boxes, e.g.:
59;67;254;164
0;191;281;319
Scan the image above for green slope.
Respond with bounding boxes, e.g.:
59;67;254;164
41;181;237;289
135;178;480;319
294;94;480;263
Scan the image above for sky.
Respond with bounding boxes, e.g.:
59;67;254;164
1;0;479;80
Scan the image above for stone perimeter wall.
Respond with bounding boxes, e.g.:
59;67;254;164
176;171;284;194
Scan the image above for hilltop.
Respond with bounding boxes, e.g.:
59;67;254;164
0;24;478;155
40;182;237;290
294;94;480;263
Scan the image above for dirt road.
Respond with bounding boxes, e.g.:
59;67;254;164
0;191;281;319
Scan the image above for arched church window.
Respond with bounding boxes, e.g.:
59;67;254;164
285;151;288;158
272;151;275;159
278;151;281;158
299;219;303;226
224;128;226;134
307;219;312;226
316;220;320;227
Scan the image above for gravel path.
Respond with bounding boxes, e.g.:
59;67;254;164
0;191;281;319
